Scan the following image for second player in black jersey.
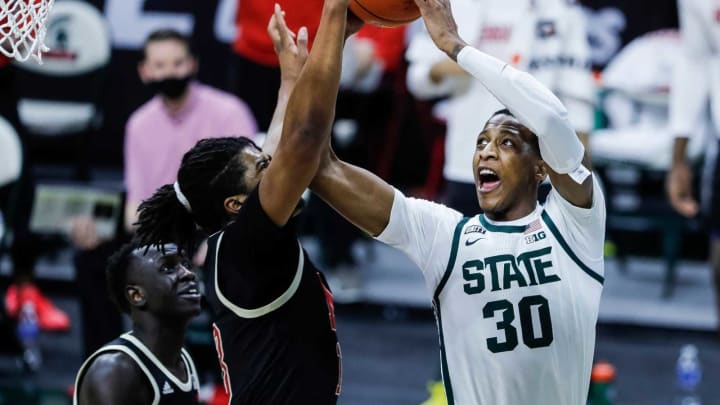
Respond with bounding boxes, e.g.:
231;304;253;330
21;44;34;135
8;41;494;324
74;242;201;405
135;2;362;404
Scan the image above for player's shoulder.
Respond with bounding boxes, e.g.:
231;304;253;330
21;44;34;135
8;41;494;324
79;350;154;403
84;351;142;379
399;190;464;223
81;351;147;392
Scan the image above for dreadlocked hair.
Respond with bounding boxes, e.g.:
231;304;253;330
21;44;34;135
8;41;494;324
135;184;197;253
135;136;258;252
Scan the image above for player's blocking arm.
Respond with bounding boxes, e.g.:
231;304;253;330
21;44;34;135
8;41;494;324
413;0;593;208
312;148;395;237
259;1;348;226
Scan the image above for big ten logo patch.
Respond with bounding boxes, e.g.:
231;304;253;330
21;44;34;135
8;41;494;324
525;231;547;245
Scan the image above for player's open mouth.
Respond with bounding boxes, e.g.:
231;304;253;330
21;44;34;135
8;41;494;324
178;285;201;300
477;168;501;193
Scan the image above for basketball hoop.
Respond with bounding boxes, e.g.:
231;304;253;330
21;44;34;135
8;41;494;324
0;0;55;63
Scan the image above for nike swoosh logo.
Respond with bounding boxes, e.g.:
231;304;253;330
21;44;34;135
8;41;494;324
465;237;485;246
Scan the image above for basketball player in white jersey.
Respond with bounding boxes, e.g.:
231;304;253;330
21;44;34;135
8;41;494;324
74;242;201;404
308;0;605;403
666;0;720;332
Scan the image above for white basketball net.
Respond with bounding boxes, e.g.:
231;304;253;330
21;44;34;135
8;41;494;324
0;0;55;63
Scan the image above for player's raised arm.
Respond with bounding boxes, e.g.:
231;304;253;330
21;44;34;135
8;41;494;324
259;1;350;226
413;0;593;208
312;145;395;237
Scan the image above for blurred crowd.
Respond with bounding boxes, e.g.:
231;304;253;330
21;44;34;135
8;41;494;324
0;0;717;401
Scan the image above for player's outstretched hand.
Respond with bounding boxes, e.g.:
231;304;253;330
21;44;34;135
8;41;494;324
666;161;699;217
268;3;309;83
412;0;467;60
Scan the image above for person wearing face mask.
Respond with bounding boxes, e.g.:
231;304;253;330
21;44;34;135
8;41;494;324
68;29;257;367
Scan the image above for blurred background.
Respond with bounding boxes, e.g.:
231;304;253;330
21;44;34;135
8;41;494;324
0;0;718;403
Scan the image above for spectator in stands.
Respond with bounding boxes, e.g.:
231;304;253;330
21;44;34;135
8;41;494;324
406;0;594;217
230;0;323;130
666;0;720;333
69;28;257;358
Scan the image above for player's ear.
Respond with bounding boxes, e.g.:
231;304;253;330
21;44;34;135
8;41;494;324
536;160;548;184
223;195;245;215
126;285;146;308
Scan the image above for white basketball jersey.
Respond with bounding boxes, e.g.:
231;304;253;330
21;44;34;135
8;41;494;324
377;180;605;405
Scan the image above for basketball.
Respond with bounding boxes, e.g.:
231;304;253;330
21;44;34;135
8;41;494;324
348;0;421;28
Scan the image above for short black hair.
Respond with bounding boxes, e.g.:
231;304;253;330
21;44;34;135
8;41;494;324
142;29;194;61
106;241;140;314
491;108;514;119
488;108;540;156
135;136;258;253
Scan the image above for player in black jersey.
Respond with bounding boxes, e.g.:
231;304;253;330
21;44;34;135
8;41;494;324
74;242;201;404
134;3;361;404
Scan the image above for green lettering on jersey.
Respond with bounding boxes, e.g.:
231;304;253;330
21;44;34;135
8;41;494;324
502;259;528;289
516;251;539;286
461;247;560;295
462;260;485;294
527;247;559;284
484;255;513;292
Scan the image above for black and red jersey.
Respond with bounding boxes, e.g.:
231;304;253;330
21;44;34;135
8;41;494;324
203;187;341;405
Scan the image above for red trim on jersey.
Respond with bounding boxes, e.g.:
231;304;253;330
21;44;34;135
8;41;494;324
212;323;232;395
317;272;342;395
318;273;336;331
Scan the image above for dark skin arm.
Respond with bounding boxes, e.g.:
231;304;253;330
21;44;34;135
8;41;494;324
666;137;699;217
312;148;395;237
258;1;351;227
78;353;153;405
544;152;594;208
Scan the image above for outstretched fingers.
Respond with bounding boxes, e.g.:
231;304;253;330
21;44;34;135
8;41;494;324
297;26;308;60
268;4;297;52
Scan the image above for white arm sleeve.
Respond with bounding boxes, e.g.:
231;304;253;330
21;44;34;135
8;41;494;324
456;46;585;174
375;189;464;291
669;0;712;139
